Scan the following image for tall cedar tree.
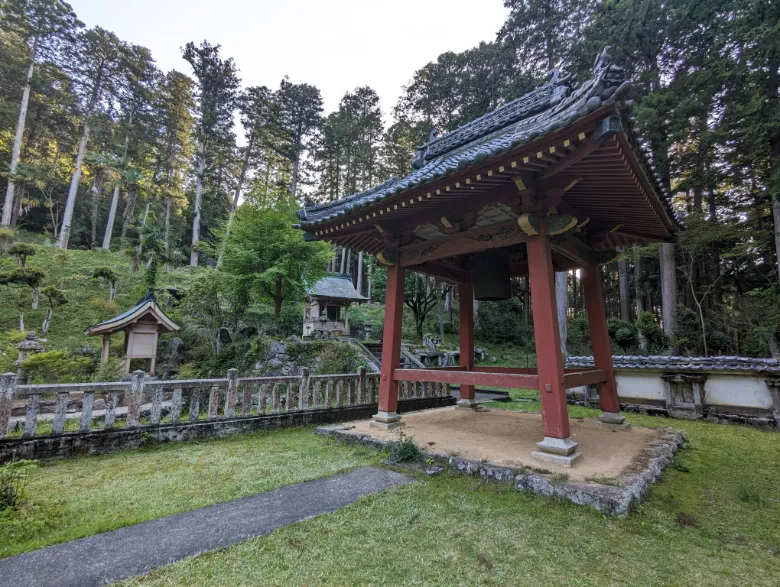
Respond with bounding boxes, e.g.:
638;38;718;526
182;41;240;266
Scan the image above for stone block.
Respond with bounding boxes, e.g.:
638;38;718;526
535;436;579;455
531;450;583;467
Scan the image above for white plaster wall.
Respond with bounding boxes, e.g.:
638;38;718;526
615;372;666;401
704;375;773;409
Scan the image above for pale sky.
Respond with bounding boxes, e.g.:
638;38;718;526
68;0;509;117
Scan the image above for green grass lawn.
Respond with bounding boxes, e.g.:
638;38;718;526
0;428;379;558
4;406;779;585
121;406;780;586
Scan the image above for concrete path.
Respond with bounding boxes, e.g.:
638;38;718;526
0;467;412;587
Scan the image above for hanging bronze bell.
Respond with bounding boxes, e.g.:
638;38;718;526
473;252;511;301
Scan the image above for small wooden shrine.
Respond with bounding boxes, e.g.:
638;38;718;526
86;293;179;376
296;48;681;465
304;273;369;338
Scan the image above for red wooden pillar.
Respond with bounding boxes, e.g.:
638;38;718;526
373;260;404;428
581;264;624;424
527;230;579;460
457;280;476;408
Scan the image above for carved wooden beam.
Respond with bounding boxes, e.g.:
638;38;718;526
551;234;592;267
394;219;527;267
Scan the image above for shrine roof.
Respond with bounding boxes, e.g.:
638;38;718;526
307;273;369;302
86;293;180;336
297;47;680;234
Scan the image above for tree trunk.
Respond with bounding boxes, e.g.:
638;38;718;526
772;198;780;279
19;311;24;333
273;275;283;320
32;287;39;310
135;199;150;257
555;271;568;355
58;123;91;249
164;197;172;243
356;251;364;294
109;281;117;301
634;246;648;352
90;171;102;249
102;130;131;250
42;307;53;334
660;242;678;351
119;183;138;252
2;38;37;227
618;251;630;322
217;132;254;268
190;136;206;266
367;263;372;300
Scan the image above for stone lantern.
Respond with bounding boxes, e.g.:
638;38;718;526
14;331;45;385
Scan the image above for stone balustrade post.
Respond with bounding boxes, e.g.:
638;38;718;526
225;368;239;418
0;373;15;438
299;368;310;410
358;367;366;404
23;393;40;437
127;370;145;428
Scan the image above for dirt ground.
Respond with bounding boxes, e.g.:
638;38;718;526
347;407;662;481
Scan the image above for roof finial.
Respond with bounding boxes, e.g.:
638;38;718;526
593;46;612;71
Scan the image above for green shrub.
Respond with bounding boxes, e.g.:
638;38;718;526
0;458;38;513
0;228;13;255
607;317;638;353
20;350;93;383
635;311;669;353
92;357;125;382
387;429;422;463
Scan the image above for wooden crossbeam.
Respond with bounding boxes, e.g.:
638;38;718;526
563;369;607;389
397;220;527;267
392;368;540;390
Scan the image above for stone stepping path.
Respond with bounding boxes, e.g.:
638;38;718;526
0;467;412;587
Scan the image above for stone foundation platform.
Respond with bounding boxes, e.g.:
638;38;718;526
315;407;686;517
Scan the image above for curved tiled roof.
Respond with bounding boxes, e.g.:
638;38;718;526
567;355;780;374
86;292;180;335
298;47;680;231
307;273;368;302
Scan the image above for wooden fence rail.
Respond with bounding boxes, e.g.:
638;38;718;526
0;368;451;440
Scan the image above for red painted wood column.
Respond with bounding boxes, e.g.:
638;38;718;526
581;264;624;424
457;280;476;408
527;230;576;454
373;260;404;428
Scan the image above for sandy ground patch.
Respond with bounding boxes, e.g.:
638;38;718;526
347;406;662;480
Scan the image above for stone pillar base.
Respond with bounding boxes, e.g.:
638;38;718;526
371;411;401;430
456;398;479;409
532;436;582;467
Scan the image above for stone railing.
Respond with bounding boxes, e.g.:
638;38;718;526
0;368;452;441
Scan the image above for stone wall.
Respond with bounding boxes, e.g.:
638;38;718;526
0;396;455;462
566;358;780;430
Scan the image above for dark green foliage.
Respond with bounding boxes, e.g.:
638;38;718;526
7;243;36;266
567;311;590;355
607;318;638;353
20;350;92;383
635;311;669;354
476;298;533;346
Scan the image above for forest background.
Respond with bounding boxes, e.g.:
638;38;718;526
1;0;779;382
